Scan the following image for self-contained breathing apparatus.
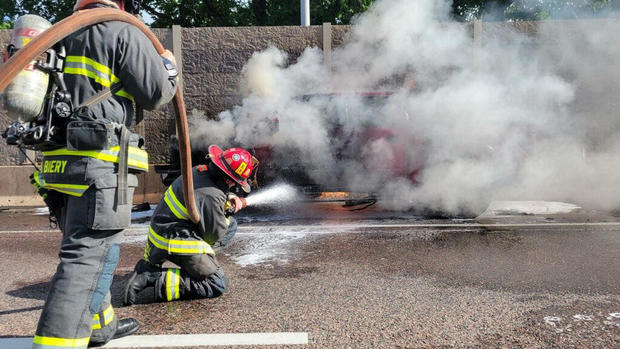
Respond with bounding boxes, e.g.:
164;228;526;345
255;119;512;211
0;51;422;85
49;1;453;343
2;15;74;151
1;13;144;226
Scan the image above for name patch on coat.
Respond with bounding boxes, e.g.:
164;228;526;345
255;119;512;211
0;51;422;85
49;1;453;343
43;160;68;174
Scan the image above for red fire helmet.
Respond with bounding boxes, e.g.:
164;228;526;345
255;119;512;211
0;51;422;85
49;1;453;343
208;145;258;193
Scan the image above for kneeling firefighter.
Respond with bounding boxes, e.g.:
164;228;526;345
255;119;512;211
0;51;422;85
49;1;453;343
124;145;258;305
7;0;179;347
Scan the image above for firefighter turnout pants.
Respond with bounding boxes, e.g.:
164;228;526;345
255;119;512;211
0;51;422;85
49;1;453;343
33;182;134;348
146;245;228;302
140;218;238;302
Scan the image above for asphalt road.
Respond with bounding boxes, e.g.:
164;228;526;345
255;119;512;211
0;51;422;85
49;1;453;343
0;205;619;348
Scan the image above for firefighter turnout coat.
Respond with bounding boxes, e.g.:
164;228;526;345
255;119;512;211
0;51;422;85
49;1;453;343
142;164;233;302
32;4;177;348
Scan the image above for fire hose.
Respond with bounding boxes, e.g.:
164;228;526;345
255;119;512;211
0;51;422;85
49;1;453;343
0;8;201;223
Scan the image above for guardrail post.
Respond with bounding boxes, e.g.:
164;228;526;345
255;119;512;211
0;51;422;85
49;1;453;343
322;22;332;68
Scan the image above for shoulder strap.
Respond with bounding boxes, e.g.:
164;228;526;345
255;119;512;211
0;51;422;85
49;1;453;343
74;83;123;117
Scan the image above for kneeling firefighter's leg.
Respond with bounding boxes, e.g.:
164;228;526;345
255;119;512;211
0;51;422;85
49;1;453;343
156;254;228;301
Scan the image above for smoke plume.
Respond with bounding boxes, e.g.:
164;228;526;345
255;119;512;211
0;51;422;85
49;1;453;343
190;0;620;215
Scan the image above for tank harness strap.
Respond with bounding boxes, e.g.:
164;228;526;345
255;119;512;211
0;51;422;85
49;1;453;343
74;82;123;117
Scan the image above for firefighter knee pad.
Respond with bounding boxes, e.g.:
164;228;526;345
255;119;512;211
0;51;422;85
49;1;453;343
90;244;120;314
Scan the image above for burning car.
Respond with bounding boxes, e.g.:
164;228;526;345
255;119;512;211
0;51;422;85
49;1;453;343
156;91;426;207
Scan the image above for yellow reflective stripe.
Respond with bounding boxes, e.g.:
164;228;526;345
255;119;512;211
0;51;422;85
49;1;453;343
92;304;114;330
164;195;185;220
166;269;172;301
166;268;181;301
44;183;90;197
42;147;149;171
112;146;148;170
33;335;90;347
44;148;117;161
92;313;101;330
65;56;133;100
47;189;82;197
175;268;180;299
66;56;117;82
33;170;42;186
102;304;114;325
164;186;189;220
148;226;214;255
45;183;89;190
64;67;112;87
116;89;134;101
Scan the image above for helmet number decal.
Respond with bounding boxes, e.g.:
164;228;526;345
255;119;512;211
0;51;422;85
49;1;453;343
235;162;247;175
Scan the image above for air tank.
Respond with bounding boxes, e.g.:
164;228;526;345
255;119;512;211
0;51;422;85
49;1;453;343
3;15;52;122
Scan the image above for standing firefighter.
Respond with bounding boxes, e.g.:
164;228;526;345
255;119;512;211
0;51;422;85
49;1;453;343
124;145;257;305
29;0;178;347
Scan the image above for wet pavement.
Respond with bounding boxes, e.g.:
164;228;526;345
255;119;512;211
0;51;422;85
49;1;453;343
0;204;619;348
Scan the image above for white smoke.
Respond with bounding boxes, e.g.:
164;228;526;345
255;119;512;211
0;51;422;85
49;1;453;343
190;0;620;215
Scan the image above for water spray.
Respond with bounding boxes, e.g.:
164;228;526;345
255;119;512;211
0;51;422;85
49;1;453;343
245;183;299;207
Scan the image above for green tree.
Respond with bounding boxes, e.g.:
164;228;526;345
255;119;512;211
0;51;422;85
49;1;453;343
4;0;74;22
504;0;615;20
143;0;253;27
144;0;376;27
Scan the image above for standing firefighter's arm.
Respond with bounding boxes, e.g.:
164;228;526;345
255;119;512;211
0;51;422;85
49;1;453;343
116;25;177;111
196;189;230;246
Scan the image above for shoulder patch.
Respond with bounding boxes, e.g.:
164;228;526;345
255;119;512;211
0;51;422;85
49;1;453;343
198;165;208;172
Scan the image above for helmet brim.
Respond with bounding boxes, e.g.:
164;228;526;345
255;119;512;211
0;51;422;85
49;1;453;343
208;145;251;193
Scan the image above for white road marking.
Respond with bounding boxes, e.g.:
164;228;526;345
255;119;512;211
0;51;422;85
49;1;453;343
0;338;32;348
0;333;308;348
4;221;620;235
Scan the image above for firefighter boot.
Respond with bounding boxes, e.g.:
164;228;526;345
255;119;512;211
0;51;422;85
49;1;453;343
88;318;140;347
123;259;162;305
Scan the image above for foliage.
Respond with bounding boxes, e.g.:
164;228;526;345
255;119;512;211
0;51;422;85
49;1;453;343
504;0;615;20
143;0;253;27
3;0;74;23
143;0;376;27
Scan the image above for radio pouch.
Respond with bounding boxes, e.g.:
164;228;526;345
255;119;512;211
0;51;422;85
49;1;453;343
66;120;115;151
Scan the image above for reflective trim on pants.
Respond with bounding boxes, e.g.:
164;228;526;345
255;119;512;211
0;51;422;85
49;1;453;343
33;171;90;197
91;304;114;330
165;268;181;301
32;335;90;349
